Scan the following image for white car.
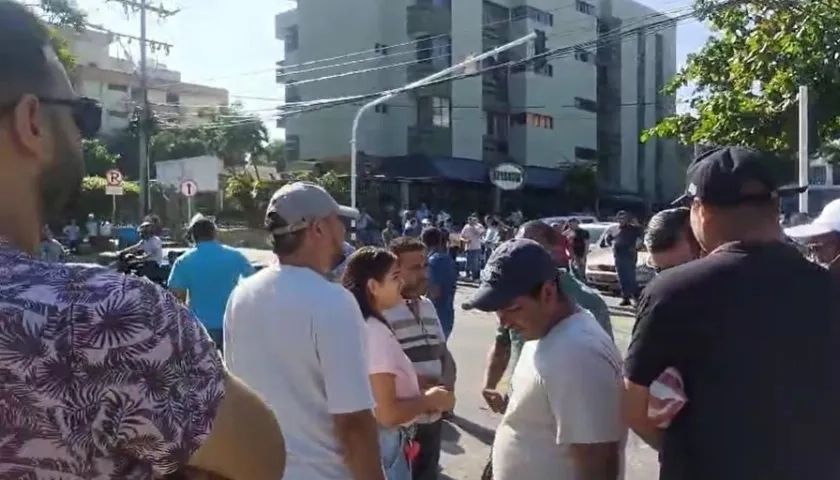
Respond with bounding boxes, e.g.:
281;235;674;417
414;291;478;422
584;224;655;292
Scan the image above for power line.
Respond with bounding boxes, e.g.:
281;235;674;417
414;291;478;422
151;0;691;89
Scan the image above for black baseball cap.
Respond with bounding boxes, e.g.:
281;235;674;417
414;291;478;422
671;146;807;207
462;239;558;312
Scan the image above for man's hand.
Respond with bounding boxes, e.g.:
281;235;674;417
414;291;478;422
481;388;507;414
418;375;440;390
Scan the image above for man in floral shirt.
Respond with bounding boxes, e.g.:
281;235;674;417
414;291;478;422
0;3;285;478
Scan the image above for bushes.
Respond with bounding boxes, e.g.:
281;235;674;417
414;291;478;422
76;176;140;223
223;171;350;227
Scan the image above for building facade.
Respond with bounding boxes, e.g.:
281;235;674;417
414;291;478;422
68;29;230;134
274;0;680;203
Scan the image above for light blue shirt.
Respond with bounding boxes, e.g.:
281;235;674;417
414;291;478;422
167;241;255;330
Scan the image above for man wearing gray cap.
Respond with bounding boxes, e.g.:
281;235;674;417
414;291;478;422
224;182;385;480
466;239;624;480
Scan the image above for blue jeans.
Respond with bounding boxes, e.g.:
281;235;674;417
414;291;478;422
614;253;639;300
465;249;481;279
380;427;411;480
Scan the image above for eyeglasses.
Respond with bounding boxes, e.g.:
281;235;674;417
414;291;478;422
0;96;102;139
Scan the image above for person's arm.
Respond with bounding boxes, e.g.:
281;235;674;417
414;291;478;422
427;255;445;299
365;322;437;426
238;253;256;278
623;292;685;451
484;326;512;390
546;345;623;480
599;229;614;248
167;256;189;303
96;278;286;480
441;344;457;391
314;290;385;480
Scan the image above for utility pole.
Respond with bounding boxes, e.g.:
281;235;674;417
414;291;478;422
109;0;178;220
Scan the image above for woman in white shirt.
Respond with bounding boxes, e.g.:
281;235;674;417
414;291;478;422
342;247;455;479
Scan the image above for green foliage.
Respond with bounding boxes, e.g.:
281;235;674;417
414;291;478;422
79;176;140;221
644;0;840;160
150;129;211;161
223;170;350;227
263;139;286;171
35;0;88;72
562;164;599;210
83;139;120;177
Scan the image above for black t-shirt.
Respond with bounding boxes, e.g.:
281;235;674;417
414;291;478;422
625;241;840;480
605;224;643;256
570;227;590;257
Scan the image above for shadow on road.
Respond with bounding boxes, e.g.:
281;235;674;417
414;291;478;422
610;305;636;318
444;415;495;446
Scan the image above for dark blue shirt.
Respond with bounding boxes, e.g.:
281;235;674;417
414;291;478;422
428;249;458;337
604;224;643;256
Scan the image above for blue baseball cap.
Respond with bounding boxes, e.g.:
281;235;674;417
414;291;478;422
463;239;558;312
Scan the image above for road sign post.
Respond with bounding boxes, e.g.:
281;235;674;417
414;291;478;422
105;169;124;223
180;179;198;221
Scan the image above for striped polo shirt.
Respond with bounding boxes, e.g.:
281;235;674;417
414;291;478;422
383;297;445;423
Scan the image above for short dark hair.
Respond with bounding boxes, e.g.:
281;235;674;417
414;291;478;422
644;207;691;253
191;219;217;242
265;212;306;255
0;1;53;102
420;227;444;249
388;236;426;257
519;220;559;246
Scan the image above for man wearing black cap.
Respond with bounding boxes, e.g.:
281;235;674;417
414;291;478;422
623;146;840;479
466;239;624;480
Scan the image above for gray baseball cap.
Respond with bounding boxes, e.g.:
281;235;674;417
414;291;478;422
266;181;359;235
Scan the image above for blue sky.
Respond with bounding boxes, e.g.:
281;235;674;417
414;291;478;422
75;0;708;141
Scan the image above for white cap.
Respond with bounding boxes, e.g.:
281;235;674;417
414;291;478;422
785;199;840;239
266;182;359;235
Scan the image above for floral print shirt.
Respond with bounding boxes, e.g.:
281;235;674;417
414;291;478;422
0;241;225;479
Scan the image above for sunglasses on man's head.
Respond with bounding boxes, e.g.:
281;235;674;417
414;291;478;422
0;96;102;139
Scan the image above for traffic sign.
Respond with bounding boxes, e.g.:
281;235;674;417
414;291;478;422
180;180;198;197
105;185;124;196
489;163;525;191
106;169;123;187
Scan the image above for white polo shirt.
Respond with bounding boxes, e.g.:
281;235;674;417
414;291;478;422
224;264;375;480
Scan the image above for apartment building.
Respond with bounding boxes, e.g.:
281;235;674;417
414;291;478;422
275;0;680;203
67;29;229;134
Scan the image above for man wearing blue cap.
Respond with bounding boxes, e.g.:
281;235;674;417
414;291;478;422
465;239;625;480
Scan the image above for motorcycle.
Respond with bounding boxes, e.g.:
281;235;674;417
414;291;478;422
113;251;170;287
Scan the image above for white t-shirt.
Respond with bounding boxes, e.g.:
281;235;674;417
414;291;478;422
140;236;164;264
493;309;626;480
460;224;484;251
224;264;375;480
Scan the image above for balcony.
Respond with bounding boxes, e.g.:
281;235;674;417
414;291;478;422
483;135;510;164
408;125;452;157
408;63;451;97
407;4;451;37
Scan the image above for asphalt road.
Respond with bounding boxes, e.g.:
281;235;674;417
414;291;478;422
439;286;658;479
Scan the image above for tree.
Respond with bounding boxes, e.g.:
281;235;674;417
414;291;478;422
82;139;119;177
264;139;286;171
37;0;88;71
149;129;212;161
644;0;840;162
201;104;269;173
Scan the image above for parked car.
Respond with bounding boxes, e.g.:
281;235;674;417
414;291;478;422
540;214;599;225
578;222;613;252
585;225;655;293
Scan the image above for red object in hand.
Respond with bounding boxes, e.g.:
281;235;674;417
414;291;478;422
404;440;421;463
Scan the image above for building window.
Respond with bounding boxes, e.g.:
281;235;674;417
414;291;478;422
284;25;299;52
375;43;389;55
107;83;128;92
374;104;389;114
574;47;591;63
574;97;598;112
417;35;433;62
511;5;553;26
165;92;180;104
575;146;598;160
286;135;300;162
432;97;450;127
576;0;595;15
511;112;553;129
285;84;301;103
534;63;553;76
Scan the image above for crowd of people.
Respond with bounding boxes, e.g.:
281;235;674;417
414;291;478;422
8;3;840;480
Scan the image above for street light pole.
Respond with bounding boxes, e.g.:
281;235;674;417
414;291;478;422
349;31;538;219
798;85;809;213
